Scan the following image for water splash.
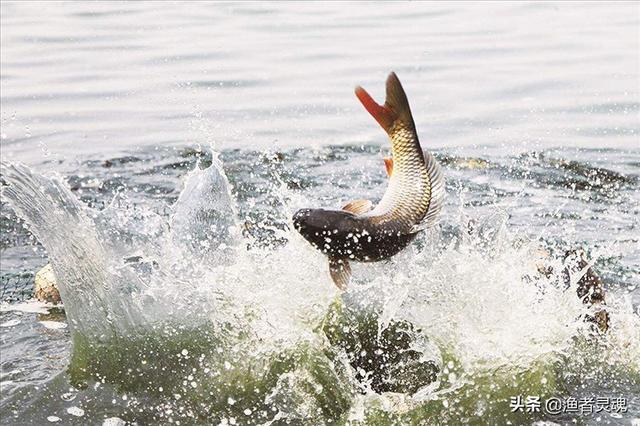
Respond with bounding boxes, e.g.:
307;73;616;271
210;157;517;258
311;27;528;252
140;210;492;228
1;151;638;424
1;162;143;339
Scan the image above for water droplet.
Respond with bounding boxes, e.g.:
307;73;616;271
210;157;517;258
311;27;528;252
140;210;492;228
66;407;84;417
61;392;76;401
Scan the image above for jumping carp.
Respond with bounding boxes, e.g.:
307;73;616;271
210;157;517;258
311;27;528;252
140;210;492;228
293;72;445;289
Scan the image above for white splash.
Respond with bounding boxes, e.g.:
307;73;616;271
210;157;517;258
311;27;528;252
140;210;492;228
1;153;638;423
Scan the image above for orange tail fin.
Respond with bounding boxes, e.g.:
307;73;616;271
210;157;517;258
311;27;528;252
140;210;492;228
355;86;395;132
355;72;417;134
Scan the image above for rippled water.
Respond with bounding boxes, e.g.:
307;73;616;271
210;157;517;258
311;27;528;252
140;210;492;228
1;2;639;425
2;1;639;160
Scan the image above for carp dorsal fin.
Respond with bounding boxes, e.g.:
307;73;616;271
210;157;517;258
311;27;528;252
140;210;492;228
411;151;446;232
383;157;393;177
342;199;373;215
355;72;417;136
328;258;351;290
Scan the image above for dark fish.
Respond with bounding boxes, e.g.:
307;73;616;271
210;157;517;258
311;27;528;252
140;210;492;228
293;72;445;289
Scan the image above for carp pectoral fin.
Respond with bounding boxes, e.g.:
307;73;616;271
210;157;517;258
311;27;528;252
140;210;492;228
329;258;351;290
342;199;373;215
383;157;393;177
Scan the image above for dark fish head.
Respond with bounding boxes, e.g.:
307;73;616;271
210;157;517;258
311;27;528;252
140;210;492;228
292;208;360;255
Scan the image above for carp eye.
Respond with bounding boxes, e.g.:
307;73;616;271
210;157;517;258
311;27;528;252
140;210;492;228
292;208;312;230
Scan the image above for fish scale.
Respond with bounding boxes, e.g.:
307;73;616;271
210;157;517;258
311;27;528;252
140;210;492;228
366;122;431;231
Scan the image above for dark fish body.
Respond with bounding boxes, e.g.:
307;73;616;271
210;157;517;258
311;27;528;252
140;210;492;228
293;72;445;289
293;208;416;262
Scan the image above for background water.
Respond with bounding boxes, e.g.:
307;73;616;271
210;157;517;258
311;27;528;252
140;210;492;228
1;1;639;161
1;2;639;425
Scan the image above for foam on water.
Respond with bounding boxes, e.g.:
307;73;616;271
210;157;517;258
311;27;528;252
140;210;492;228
1;152;639;423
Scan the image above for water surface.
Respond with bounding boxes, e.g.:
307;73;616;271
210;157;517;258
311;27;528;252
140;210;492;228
1;2;639;425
